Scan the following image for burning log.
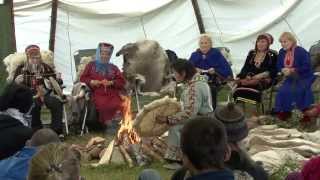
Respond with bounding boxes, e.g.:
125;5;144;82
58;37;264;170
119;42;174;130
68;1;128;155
119;145;134;167
141;143;164;163
92;96;171;167
117;95;140;146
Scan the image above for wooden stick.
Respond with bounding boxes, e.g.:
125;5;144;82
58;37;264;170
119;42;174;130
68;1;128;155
98;139;114;165
119;145;134;168
141;143;164;162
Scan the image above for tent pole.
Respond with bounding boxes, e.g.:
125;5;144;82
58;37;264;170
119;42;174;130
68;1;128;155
9;0;16;51
49;0;58;51
191;0;206;34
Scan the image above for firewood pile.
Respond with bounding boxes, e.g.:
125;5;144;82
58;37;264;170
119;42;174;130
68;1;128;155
85;96;170;167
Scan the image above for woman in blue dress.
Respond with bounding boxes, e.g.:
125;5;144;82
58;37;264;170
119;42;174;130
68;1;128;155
275;32;315;122
189;34;233;109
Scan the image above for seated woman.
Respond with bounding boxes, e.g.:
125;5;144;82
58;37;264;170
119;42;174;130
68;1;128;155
156;60;213;170
189;34;233;110
80;42;125;131
275;32;315;122
233;34;277;102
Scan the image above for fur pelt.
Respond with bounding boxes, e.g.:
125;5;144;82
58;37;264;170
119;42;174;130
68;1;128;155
116;40;173;93
3;51;54;82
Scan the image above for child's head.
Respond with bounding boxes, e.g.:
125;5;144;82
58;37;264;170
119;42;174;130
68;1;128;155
181;116;228;173
27;143;81;180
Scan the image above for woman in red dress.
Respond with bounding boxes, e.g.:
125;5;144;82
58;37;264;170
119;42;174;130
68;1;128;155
80;42;125;127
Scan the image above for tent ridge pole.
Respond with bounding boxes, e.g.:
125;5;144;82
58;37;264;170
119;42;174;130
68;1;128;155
191;0;206;34
9;0;16;51
49;0;58;51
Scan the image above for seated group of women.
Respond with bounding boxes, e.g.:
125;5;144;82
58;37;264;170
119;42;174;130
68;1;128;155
80;31;315;130
190;32;315;123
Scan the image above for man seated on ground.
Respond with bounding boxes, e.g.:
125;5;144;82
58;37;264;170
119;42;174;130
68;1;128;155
0;128;60;180
172;103;268;180
27;143;82;180
179;116;234;180
0;83;34;160
13;45;64;135
139;116;234;180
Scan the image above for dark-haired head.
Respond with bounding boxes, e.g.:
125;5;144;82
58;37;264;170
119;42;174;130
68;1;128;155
255;34;270;52
171;59;197;82
0;83;33;113
181;116;228;172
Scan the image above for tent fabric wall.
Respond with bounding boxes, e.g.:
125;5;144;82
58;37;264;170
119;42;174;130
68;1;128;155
199;0;320;73
14;0;51;52
54;0;199;92
10;0;320;92
0;1;15;93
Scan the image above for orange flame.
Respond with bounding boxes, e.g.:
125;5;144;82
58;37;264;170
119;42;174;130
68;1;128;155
117;95;140;146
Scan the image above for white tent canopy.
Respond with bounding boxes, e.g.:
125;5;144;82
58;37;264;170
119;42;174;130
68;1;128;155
13;0;320;91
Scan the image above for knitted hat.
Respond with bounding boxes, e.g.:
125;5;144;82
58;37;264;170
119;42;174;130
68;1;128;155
214;102;248;142
0;83;33;113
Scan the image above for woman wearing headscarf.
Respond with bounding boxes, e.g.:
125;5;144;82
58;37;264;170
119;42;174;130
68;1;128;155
80;42;125;128
233;34;277;102
275;32;315;122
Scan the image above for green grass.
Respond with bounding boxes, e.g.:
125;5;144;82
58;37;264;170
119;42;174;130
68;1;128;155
269;160;300;180
80;163;173;180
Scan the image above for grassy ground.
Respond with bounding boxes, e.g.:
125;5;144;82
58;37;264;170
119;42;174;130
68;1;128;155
43;87;311;180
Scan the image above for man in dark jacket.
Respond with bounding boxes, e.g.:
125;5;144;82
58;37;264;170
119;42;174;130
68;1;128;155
0;83;34;160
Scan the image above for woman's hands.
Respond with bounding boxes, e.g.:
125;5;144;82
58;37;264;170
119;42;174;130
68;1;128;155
90;79;113;87
281;68;295;76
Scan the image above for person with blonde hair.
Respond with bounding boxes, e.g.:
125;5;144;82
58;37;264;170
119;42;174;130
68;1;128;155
275;32;315;122
27;143;82;180
189;34;233;109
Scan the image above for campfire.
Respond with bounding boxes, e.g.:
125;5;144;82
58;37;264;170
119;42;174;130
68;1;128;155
96;96;168;167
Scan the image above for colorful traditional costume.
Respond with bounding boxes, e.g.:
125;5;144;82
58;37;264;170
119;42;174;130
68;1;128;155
189;48;233;109
13;45;63;134
80;43;125;125
275;46;315;114
234;44;277;102
164;73;213;161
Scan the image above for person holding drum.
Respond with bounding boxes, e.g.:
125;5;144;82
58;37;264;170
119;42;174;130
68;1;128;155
13;45;64;136
156;59;213;170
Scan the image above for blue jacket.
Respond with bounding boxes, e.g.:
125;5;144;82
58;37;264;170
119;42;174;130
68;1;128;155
189;48;233;79
0;147;37;180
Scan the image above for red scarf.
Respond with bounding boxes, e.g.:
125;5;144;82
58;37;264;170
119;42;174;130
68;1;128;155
284;46;296;68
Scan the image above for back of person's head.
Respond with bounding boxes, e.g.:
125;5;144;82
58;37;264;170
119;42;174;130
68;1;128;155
171;59;197;81
0;83;33;113
214;102;248;143
138;169;162;180
181;116;228;171
27;143;81;180
29;128;60;147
